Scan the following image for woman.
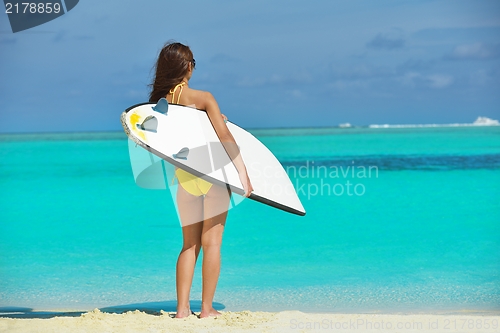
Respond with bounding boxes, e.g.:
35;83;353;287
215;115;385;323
149;42;253;318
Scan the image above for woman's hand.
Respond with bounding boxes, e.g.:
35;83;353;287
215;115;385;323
221;114;228;123
239;171;254;197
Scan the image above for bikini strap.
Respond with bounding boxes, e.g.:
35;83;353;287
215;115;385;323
169;82;186;104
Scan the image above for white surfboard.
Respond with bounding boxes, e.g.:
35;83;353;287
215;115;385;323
121;99;306;216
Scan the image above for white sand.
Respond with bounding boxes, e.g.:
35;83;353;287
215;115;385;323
1;309;499;333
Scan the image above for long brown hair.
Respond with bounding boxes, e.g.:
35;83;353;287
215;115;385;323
149;41;194;103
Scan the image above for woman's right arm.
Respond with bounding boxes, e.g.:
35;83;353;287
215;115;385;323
201;92;254;197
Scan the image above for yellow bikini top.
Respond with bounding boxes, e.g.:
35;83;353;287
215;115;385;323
169;81;186;104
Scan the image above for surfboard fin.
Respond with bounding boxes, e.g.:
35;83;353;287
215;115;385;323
173;147;189;160
152;98;169;114
136;115;158;133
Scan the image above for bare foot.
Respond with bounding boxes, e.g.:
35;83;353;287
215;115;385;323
199;308;221;318
175;308;192;319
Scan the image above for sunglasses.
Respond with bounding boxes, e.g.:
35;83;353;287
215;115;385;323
191;58;196;69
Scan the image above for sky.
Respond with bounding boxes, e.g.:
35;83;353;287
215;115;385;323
0;0;499;133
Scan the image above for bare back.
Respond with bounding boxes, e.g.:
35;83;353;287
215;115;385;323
166;84;211;111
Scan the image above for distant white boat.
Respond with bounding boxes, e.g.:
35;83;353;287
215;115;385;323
339;123;352;128
369;117;500;128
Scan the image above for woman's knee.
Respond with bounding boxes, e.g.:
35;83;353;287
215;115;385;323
201;233;223;249
180;242;201;254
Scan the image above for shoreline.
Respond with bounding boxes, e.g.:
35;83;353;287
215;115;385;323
2;299;499;318
1;309;499;333
2;302;499;319
1;307;499;318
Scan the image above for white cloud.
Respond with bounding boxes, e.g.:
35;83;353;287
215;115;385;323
448;43;500;60
399;72;454;89
289;89;303;99
334;65;394;80
427;74;453;88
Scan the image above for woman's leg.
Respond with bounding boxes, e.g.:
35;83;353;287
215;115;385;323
199;184;230;318
175;186;203;318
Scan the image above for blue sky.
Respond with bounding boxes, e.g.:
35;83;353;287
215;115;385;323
0;0;499;132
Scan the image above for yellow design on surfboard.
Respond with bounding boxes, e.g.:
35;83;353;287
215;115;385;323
130;112;146;141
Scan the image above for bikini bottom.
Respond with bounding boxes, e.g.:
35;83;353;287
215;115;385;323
175;168;213;197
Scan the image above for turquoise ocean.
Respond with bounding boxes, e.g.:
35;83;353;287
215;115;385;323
1;125;499;314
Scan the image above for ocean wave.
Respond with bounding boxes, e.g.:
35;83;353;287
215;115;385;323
368;117;499;128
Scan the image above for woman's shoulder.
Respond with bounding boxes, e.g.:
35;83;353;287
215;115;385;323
188;87;214;100
186;87;217;109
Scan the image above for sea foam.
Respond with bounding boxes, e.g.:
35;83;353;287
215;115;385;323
368;116;499;128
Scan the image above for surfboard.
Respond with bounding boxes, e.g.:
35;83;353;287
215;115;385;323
120;99;306;216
